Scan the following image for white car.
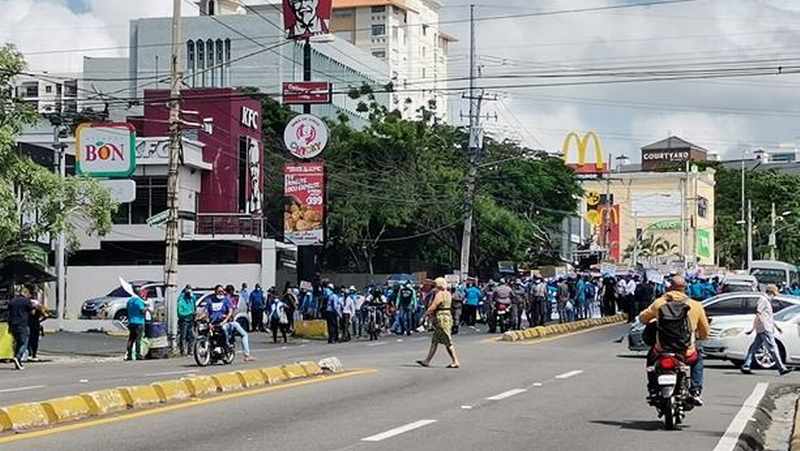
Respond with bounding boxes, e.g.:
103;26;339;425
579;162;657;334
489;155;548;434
704;303;800;369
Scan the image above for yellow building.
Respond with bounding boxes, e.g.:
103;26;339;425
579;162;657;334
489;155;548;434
580;167;716;267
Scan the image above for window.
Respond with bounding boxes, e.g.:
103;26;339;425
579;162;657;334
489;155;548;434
422;67;426;78
23;83;38;98
334;9;353;17
238;137;248;212
371;5;386;12
421;46;426;58
216;39;224;86
392;26;399;41
208;0;215;15
45;85;52;94
422;25;428;36
207;39;215;86
704;297;745;317
698;196;708;218
126;177;168;224
371;24;385;36
372;50;386;59
197;40;205;86
187;40;196;87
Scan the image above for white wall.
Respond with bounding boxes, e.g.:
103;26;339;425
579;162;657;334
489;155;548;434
65;264;262;319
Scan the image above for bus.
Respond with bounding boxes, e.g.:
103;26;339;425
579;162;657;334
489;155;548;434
749;260;800;289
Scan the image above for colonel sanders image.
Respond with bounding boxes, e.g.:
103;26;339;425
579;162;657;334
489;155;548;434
284;0;331;39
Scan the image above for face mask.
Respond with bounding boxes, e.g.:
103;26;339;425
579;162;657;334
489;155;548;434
215;294;224;300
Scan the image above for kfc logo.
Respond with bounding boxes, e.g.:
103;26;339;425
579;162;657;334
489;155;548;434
283;0;332;40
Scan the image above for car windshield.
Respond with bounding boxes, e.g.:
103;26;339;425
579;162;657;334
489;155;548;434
723;284;754;293
775;304;800;322
750;268;787;285
106;287;132;298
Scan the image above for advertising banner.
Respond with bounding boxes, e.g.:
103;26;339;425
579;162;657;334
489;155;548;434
75;122;136;177
283;0;332;40
284;162;325;246
284;114;329;159
283;81;333;104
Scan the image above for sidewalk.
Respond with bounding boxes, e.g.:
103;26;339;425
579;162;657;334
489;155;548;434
39;332;127;357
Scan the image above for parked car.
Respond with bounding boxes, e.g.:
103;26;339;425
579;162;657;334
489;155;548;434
706;303;800;368
627;292;800;351
81;281;165;324
720;274;758;293
196;291;250;332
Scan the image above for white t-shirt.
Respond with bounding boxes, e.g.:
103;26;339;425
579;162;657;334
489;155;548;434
626;280;637;296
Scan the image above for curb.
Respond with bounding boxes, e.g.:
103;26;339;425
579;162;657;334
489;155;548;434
0;358;340;434
791;398;800;451
501;314;628;342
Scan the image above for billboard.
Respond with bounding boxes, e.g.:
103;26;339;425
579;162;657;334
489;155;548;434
284;114;329;159
246;137;262;214
284;162;325;246
283;81;333;104
283;0;332;40
562;131;608;175
75;123;136;177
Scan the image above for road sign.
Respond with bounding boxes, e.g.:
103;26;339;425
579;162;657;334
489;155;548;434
146;210;169;227
76;123;136;177
99;179;136;203
283;82;333;105
284;114;328;160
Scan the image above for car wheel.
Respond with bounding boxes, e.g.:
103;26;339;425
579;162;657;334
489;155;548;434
114;310;128;326
753;341;786;369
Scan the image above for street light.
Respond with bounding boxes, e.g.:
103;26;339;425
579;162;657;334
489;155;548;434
770;203;793;260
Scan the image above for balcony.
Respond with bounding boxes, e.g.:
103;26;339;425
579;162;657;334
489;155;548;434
195;214;265;238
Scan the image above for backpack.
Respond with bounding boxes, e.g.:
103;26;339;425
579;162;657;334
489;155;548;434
657;301;692;353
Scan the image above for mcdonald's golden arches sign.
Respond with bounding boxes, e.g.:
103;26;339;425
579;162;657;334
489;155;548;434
562;131;608;175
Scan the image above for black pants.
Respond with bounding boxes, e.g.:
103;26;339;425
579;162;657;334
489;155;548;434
28;321;41;359
251;308;265;332
529;298;544;326
270;319;288;343
178;316;194;354
325;311;339;343
126;324;143;360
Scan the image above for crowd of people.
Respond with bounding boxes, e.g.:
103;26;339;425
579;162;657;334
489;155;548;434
6;286;48;370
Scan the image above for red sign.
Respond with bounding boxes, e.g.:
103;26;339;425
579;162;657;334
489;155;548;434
283;0;332;40
283;82;333;104
284;162;325;246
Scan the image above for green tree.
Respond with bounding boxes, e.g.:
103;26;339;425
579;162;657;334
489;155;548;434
0;45;115;267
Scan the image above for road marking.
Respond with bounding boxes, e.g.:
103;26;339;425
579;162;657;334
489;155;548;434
0;369;378;445
367;342;387;347
532;382;543;387
486;388;527;401
712;382;768;451
555;370;583;380
0;385;46;394
461;405;473;410
143;370;196;377
361;420;437;442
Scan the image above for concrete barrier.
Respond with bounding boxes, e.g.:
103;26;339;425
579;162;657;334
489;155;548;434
80;389;128;416
236;369;267;388
0;402;49;431
261;367;289;384
211;372;243;392
40;396;92;424
293;320;328;339
282;363;308;379
118;385;161;409
152;380;192;403
182;376;218;398
300;361;323;377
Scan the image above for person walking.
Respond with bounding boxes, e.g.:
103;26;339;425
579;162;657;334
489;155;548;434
324;285;341;344
741;285;792;376
27;288;46;362
9;286;34;370
464;281;481;326
125;288;148;361
177;285;197;356
557;278;570;324
416;277;460;368
531;278;547;326
283;284;298;334
249;284;266;332
268;296;289;344
239;283;250;315
341;287;356;342
625;276;638;322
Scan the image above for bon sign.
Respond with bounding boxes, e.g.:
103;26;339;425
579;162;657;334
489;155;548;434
284;114;328;159
76;123;136;177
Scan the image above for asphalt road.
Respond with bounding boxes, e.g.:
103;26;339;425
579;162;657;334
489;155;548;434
2;324;796;451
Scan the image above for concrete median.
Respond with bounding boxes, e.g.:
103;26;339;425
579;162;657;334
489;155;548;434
211;372;243;392
40;396;92;424
237;369;267;388
0;402;49;432
261;367;289;384
182;376;218;398
152;380;192;403
80;389;128;416
498;315;628;344
118;385;162;409
282;363;308;379
293;320;328;340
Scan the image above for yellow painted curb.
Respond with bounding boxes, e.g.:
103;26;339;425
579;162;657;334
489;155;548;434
80;390;127;416
40;396;92;424
282;363;307;379
211;372;243;392
181;376;217;398
261;367;288;384
293;320;328;339
300;361;323;377
790;398;800;451
236;369;267;388
151;380;192;403
0;403;49;431
118;386;161;409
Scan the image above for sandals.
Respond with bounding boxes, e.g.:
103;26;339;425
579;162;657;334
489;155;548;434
416;360;430;367
446;364;460;369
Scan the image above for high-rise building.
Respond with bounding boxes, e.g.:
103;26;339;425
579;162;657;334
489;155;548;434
11;74;79;114
330;0;455;120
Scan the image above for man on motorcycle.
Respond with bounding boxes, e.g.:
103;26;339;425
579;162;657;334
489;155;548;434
491;279;514;332
207;285;254;362
638;276;709;406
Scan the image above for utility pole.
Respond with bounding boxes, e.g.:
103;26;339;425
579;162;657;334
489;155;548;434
770;202;777;261
740;158;746;269
459;4;495;281
164;0;183;351
52;124;67;321
747;199;753;270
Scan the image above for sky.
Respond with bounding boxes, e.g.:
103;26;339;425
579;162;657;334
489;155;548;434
2;0;800;161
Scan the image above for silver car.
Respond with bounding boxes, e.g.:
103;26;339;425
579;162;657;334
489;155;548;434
80;280;165;324
627;292;800;351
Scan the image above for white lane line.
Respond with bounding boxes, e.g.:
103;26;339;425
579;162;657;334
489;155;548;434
143;370;196;377
367;342;387;347
361;420;438;442
486;388;527;401
461;405;473;410
555;370;583;380
0;385;46;394
712;383;768;451
533;382;543;387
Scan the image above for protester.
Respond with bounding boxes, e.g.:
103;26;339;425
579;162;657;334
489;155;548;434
268;295;290;344
557;278;570;324
463;281;481;326
416;277;460;368
341;286;355;342
396;283;417;336
249;284;266;332
741;284;792;375
125;288;148;361
239;283;250;315
177;285;196;356
283;283;298;333
9;286;33;370
324;284;341;343
26;288;46;363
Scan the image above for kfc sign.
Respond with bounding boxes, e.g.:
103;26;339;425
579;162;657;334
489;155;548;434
241;106;260;130
284;114;328;159
283;0;332;40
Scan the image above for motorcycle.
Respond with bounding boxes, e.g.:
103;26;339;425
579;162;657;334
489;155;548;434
488;300;512;333
365;304;383;341
650;352;693;430
194;319;236;367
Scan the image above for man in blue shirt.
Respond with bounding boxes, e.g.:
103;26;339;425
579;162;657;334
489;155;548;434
464;282;481;326
248;284;266;332
126;289;149;361
325;285;342;343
